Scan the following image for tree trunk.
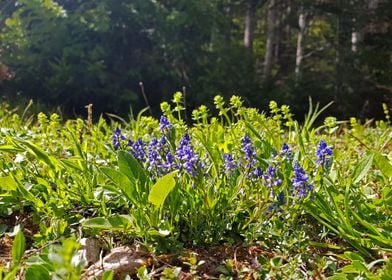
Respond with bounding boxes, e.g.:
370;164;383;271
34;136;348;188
295;8;306;82
263;0;277;80
244;0;258;53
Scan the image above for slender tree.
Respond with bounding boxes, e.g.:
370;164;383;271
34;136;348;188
263;0;277;79
244;0;261;53
295;6;306;82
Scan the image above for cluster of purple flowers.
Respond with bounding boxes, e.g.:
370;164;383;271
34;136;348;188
111;123;333;201
223;153;236;174
316;140;333;168
175;134;203;177
128;138;146;162
291;162;314;198
159;116;172;133
279;143;292;160
241;135;257;169
262;165;283;196
111;117;204;177
111;128;126;150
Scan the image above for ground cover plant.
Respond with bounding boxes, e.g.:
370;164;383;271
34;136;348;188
0;94;391;279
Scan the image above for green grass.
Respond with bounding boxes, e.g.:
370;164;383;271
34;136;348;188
0;94;391;279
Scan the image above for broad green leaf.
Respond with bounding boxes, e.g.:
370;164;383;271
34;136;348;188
12;230;25;265
83;215;133;231
117;150;146;184
374;153;392;178
341;260;367;274
25;265;50;280
352;154;374;184
101;167;136;204
0;176;18;191
148;171;177;207
83;217;111;228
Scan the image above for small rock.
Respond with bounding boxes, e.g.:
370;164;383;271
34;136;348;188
81;245;151;280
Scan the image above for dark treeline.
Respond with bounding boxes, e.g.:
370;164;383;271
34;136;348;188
0;0;391;119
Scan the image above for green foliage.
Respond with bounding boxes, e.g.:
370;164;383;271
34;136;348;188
0;95;391;277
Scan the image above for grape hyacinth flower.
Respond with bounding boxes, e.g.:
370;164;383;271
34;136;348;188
223;153;237;174
316;140;333;168
159;116;172;133
163;151;178;173
252;167;263;179
146;136;177;176
175;133;202;176
146;137;163;174
111;128;126;150
128;138;146;162
291;162;313;198
280;143;292;160
241;135;257;169
262;165;282;196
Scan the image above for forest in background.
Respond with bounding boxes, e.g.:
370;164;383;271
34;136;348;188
0;0;391;120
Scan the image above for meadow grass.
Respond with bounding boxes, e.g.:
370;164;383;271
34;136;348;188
0;94;391;279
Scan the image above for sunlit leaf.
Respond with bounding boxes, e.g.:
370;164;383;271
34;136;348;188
352;153;374;184
148;171;177;207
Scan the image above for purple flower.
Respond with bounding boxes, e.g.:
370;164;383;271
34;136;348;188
129;138;146;162
241;135;256;169
316;140;333;168
253;167;263;178
146;137;163;173
148;136;180;176
280;143;292;160
262;165;282;196
291;162;313;198
111;128;126;150
159;116;172;133
223;154;237;174
175;133;202;176
163;151;178;172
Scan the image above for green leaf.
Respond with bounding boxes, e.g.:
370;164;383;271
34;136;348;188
83;217;112;228
137;266;150;280
341;260;368;274
343;251;365;262
0;176;18;191
17;139;58;170
25;265;50;280
374;153;392;178
102;270;114;280
3;267;19;280
148;171;177;207
12;230;25;265
327;274;347;280
101;167;136;204
117;150;146;183
83;215;133;231
0;145;24;153
352;154;374;184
